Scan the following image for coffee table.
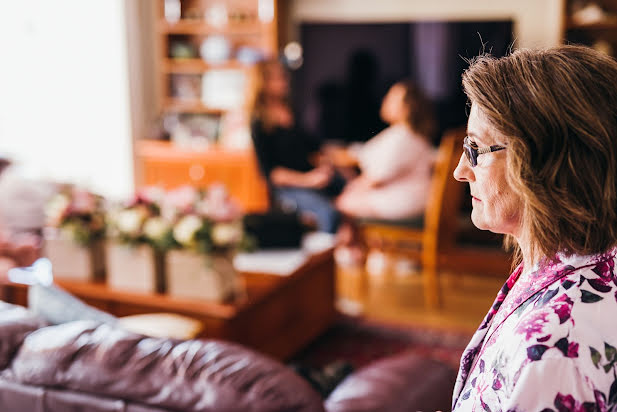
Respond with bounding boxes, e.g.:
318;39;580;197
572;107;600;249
0;249;335;360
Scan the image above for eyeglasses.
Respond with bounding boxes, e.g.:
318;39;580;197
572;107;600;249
463;136;506;167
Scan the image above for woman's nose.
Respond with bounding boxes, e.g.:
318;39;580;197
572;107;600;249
453;153;474;182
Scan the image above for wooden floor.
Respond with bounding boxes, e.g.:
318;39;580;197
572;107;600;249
336;256;509;334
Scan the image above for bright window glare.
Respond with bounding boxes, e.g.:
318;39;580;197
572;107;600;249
0;0;134;200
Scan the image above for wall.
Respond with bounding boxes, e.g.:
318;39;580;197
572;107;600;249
125;0;160;190
289;0;564;49
0;0;134;200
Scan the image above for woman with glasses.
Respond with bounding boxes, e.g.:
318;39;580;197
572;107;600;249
452;45;617;410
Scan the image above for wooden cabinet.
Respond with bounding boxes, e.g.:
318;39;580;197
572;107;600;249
135;0;277;208
0;250;335;360
563;0;617;56
137;140;269;212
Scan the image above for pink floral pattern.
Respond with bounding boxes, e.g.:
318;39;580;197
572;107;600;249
453;247;617;411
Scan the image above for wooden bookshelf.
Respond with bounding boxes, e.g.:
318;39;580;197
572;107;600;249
159;19;269;36
563;1;617;56
163;98;225;114
135;1;277;205
566;20;617;30
162;58;248;73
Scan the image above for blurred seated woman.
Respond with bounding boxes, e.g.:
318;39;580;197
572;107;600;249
334;81;435;220
251;59;343;233
452;45;617;409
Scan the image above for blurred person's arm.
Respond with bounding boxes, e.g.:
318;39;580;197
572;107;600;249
270;165;333;189
321;145;359;168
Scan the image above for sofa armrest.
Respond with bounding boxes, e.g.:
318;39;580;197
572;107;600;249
11;321;324;412
324;351;457;412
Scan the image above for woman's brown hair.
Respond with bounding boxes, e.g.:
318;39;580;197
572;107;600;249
462;45;617;264
398;80;436;140
251;58;290;131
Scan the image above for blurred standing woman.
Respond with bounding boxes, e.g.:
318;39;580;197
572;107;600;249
251;59;342;233
452;45;617;410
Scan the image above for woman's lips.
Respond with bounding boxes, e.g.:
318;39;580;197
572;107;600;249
472;196;481;202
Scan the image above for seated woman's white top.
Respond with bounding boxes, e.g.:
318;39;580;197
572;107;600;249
350;124;435;219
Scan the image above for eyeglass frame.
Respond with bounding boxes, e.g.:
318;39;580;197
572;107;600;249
463;136;506;167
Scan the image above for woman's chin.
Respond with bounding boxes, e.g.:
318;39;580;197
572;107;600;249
470;210;487;231
470;215;513;236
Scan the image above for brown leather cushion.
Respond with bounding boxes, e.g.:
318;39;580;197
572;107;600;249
11;321;324;412
0;301;47;369
324;351;457;412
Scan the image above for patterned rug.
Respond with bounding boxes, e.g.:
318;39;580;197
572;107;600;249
291;314;472;371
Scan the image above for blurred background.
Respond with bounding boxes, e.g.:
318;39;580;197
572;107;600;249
0;0;615;331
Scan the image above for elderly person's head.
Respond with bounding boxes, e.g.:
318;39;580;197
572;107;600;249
454;45;617;266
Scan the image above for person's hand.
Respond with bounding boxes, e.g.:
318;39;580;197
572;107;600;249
323;146;357;168
304;166;334;189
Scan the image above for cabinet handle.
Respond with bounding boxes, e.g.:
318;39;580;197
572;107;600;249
189;164;205;181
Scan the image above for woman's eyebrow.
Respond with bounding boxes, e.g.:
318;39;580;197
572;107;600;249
467;131;488;145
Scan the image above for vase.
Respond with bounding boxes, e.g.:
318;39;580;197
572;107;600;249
106;242;165;293
44;232;105;282
166;250;238;302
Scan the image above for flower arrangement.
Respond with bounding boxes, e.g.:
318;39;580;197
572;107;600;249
107;184;254;254
165;184;254;254
44;185;106;247
162;184;254;301
106;186;174;251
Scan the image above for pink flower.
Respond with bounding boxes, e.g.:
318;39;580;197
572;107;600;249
165;186;198;212
566;342;579;358
71;189;96;214
135;186;165;206
551;294;574;324
199;183;242;222
516;310;550;340
554;393;589;412
592;256;615;281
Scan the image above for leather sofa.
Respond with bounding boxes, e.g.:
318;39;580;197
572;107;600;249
0;301;457;412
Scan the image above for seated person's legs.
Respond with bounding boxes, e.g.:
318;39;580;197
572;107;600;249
275;187;340;234
335;176;377;218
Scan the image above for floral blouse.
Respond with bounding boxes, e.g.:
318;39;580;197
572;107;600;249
452;247;617;411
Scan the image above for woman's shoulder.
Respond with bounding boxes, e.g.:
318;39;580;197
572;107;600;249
512;252;617;358
504;262;617;406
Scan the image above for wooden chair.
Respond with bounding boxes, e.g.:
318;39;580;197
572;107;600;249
358;128;466;310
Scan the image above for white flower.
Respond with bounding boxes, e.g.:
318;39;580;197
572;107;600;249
115;209;146;237
173;215;203;247
143;217;170;242
45;194;70;226
211;222;242;247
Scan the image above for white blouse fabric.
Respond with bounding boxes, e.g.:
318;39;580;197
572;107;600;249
352;124;434;219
